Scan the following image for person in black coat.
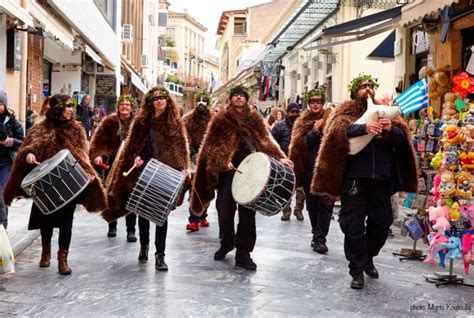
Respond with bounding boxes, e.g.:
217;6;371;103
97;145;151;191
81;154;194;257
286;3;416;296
271;102;305;221
0;90;24;229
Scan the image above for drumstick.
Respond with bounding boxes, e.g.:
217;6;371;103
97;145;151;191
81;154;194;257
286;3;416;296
123;163;138;177
98;161;110;170
232;167;242;174
32;159;41;166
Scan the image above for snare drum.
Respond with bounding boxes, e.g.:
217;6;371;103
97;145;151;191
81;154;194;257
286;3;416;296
21;149;89;215
126;159;186;226
231;152;295;216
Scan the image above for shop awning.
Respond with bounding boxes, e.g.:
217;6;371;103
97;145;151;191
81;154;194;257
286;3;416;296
122;59;148;94
367;30;395;60
400;0;459;27
0;0;34;27
304;5;403;51
28;0;74;50
85;45;103;65
263;0;340;62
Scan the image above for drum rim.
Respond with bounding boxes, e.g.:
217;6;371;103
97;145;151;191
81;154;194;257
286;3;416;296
35;179;89;215
231;152;272;205
21;149;71;187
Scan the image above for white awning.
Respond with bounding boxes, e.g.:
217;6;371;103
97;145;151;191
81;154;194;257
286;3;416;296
85;45;102;65
0;0;34;27
400;0;459;27
131;72;148;94
28;0;74;49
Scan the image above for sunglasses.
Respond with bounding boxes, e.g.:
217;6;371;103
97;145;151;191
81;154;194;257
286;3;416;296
289;109;299;114
309;98;324;105
152;96;167;101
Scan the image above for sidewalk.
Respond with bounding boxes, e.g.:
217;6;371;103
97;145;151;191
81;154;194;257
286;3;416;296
5;199;39;257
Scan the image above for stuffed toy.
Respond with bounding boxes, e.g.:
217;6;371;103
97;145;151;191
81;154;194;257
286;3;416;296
438;171;456;198
462;233;472;274
440;236;462;260
428;205;450;231
459;151;474;170
424;232;448;268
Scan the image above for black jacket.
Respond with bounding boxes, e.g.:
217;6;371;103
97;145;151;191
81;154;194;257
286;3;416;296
305;130;322;178
0;115;24;160
271;118;295;155
345;124;406;181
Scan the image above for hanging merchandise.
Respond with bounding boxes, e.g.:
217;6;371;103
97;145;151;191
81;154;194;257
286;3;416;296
0;225;15;275
466;46;474;75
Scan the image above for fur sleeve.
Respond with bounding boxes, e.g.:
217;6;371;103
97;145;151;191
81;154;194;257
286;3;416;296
89;115;120;161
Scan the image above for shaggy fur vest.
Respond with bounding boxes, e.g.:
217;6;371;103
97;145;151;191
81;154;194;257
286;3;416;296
3;119;106;212
182;109;212;159
102;108;189;222
89;114;133;161
288;108;331;187
189;107;286;216
311;100;418;198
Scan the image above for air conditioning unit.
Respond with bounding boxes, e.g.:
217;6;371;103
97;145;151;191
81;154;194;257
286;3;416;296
141;54;149;67
122;24;134;43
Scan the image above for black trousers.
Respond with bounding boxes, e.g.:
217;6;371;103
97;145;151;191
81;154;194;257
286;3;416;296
303;177;335;244
216;171;256;259
41;227;72;251
339;178;393;277
109;213;137;232
138;216;167;255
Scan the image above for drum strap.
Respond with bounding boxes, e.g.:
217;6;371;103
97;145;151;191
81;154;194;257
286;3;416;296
118;120;125;142
242;136;256;154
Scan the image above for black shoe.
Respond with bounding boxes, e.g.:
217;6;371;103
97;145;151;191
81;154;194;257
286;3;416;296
214;247;233;261
138;245;149;263
280;214;290;221
312;241;328;254
350;273;364;289
235;257;257;270
364;261;379;279
155;253;168;271
107;225;117;237
127;231;137;243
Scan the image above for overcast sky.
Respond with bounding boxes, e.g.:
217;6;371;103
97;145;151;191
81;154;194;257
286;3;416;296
168;0;271;56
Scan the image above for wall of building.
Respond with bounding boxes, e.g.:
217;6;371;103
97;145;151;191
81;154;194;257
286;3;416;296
26;35;44;113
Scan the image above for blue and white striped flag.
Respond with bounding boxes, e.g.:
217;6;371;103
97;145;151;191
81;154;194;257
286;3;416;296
395;77;429;115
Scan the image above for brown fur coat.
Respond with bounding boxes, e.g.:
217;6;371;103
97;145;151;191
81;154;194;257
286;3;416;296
102;107;190;222
189;107;286;216
89;114;133;161
288;108;332;187
311;100;418;198
182;109;212;160
3;119;106;212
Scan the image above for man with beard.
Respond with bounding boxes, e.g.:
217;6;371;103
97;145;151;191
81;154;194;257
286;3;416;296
89;95;137;242
312;74;417;289
271;102;305;221
190;84;293;270
288;89;334;253
183;90;213;232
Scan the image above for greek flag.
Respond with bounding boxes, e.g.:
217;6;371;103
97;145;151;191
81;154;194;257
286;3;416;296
395;78;429;115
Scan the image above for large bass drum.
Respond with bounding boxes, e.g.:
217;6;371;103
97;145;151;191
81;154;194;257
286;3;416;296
126;159;186;226
231;152;295;216
21;149;89;215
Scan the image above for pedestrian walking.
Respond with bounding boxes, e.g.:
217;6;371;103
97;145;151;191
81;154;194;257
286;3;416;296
103;86;190;271
3;94;106;275
289;88;335;253
182;89;213;232
89;95;137;242
272;102;305;221
0;90;24;229
312;74;418;289
189;84;293;270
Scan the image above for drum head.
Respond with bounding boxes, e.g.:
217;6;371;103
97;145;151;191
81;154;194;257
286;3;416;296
21;149;71;187
231;152;271;205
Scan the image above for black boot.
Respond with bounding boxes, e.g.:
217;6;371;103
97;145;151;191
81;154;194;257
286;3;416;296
364;258;379;279
235;256;257;270
155;253;168;271
107;224;117;237
214;246;233;261
127;231;137;243
312;241;328;254
138;245;149;263
350;273;364;289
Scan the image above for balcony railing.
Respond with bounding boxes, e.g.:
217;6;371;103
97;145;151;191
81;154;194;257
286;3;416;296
164;82;183;96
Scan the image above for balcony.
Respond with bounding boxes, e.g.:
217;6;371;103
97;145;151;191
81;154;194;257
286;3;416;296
164;81;183;96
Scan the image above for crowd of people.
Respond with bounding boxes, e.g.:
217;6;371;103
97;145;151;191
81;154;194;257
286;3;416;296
1;73;417;289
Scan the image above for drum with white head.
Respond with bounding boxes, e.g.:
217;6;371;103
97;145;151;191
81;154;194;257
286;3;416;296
126;159;186;226
21;149;89;215
231;152;295;216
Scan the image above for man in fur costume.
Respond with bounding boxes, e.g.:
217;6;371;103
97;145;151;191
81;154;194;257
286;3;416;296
312;74;418;289
189;84;293;270
182;89;213;232
288;88;335;254
89;95;137;242
103;86;189;271
272;102;306;221
3;94;106;275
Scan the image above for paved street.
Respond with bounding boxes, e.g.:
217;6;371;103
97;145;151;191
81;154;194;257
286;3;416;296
0;197;473;317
